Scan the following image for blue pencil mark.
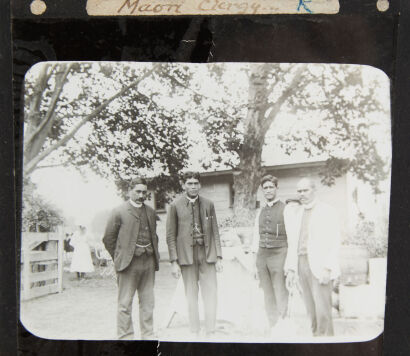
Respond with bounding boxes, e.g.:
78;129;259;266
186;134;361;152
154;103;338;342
297;0;313;13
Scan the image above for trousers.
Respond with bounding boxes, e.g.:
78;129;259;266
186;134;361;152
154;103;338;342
116;252;155;340
298;254;334;336
180;244;217;333
256;246;288;327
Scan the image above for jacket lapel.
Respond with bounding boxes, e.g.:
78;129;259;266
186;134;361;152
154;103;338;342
127;203;141;245
199;196;208;233
294;205;305;240
127;202;141;220
146;207;155;235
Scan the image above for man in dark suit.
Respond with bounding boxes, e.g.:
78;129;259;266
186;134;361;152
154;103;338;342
103;177;160;340
166;171;223;336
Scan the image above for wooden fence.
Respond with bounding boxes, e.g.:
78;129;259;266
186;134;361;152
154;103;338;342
21;232;64;301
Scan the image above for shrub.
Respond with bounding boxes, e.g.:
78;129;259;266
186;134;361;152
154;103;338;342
344;214;388;258
218;215;235;230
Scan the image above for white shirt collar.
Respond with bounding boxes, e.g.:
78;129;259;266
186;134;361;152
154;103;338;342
303;199;317;210
266;198;280;207
129;199;143;208
186;195;199;204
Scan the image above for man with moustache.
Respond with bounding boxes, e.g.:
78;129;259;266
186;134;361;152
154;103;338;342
251;174;288;334
284;177;340;336
166;171;223;336
103;177;160;340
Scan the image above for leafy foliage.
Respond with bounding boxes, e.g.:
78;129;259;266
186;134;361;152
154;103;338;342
23;62;390;221
343;214;388;258
23;63;192;196
183;63;390;224
195;64;389;194
22;178;64;232
278;64;389;193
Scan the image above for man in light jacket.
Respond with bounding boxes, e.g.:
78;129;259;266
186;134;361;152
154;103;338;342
284;177;340;336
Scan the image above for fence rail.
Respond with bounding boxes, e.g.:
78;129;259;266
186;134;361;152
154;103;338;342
21;232;64;301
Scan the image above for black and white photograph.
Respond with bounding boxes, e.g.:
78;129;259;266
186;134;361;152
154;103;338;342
20;62;391;343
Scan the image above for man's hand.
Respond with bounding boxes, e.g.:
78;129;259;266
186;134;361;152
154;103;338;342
215;258;223;273
285;270;296;291
216;258;223;273
171;261;181;279
319;268;331;285
242;244;251;254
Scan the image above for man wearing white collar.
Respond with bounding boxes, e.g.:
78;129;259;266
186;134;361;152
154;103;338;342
166;171;223;336
284;177;340;336
103;177;160;340
251;175;289;334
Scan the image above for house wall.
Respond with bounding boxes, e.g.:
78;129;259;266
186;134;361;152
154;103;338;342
199;166;348;229
199;174;234;222
155;165;349;260
262;166;348;232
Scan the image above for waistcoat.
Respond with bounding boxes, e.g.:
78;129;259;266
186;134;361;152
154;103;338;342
259;201;287;248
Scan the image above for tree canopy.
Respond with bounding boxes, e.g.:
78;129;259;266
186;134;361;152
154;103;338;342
22;178;64;232
23;62;390;223
181;63;390;223
197;64;389;185
23;62;194;195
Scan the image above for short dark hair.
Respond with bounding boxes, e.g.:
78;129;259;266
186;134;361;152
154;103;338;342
260;174;278;188
181;171;201;183
128;176;147;190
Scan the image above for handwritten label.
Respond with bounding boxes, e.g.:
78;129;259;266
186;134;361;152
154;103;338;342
86;0;339;16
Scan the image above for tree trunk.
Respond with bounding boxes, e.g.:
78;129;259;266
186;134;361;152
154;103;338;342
232;139;264;227
232;65;306;226
24;64;73;163
232;65;270;226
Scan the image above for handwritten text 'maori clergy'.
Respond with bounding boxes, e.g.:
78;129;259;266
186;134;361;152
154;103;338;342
118;0;265;15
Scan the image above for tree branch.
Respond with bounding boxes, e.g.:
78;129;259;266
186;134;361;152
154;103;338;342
24;65;159;175
161;70;247;112
262;65;307;132
25;63;73;147
24;63;56;130
35;163;69;169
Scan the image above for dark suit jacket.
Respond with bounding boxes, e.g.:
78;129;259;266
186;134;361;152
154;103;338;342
103;201;160;272
166;195;222;265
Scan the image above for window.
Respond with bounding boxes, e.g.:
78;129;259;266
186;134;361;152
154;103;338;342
155;191;166;211
229;184;235;207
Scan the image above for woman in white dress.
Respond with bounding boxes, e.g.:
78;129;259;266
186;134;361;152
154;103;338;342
69;225;94;279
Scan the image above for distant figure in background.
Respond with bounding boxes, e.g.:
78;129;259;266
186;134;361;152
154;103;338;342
284;177;340;337
63;232;74;263
70;225;95;279
251;175;288;334
64;233;74;253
